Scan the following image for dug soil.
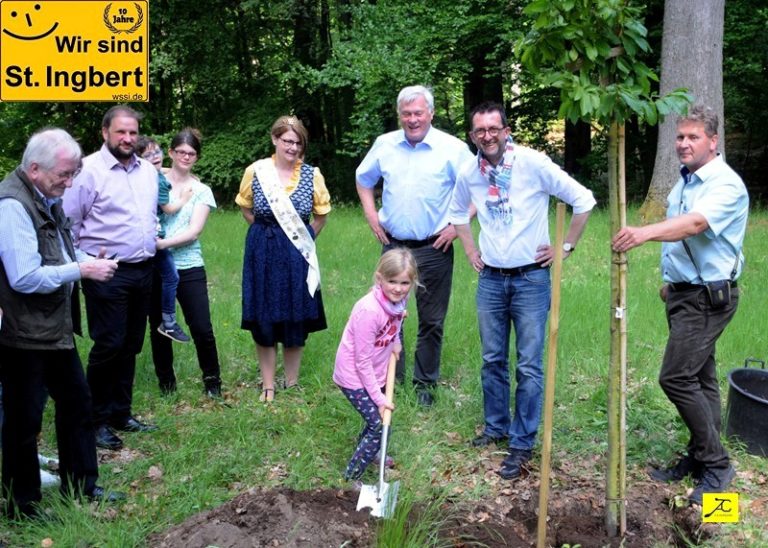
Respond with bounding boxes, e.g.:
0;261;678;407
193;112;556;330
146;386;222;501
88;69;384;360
150;471;718;547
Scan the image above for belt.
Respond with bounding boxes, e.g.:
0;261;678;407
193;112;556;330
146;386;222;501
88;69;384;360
668;281;738;292
117;258;154;269
387;234;439;249
484;263;548;276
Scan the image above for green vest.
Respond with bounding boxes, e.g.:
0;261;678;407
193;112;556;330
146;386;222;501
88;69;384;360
0;167;81;350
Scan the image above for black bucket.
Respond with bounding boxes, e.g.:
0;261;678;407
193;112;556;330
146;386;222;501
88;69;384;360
725;358;768;457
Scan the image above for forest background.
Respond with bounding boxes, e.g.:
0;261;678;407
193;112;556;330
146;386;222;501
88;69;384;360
0;0;765;206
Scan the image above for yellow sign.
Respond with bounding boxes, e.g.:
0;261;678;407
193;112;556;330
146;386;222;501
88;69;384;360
702;493;739;523
0;0;148;101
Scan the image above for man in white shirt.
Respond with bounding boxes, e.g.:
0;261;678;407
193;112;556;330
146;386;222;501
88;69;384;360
450;102;595;479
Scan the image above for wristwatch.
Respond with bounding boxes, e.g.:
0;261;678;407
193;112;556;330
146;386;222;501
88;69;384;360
563;242;575;253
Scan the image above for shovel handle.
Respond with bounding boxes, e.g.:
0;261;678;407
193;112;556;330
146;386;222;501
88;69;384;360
382;352;397;427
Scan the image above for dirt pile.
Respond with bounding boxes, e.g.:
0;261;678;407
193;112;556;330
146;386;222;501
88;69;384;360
151;480;687;547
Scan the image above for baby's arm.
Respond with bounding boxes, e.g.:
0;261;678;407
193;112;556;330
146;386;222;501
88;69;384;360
160;186;194;215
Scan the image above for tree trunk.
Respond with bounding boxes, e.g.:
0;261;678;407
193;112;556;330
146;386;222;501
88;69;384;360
606;120;627;538
564;119;591;177
639;0;725;221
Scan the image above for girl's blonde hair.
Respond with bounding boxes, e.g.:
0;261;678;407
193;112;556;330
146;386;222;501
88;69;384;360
374;248;419;285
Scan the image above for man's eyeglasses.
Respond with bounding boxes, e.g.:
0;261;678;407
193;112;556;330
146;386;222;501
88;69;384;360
279;138;302;148
172;149;197;158
471;127;506;139
54;168;81;181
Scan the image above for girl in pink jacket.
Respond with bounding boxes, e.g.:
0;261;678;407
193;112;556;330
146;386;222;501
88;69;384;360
333;249;418;482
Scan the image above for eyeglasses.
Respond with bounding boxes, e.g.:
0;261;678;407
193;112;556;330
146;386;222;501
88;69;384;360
471;127;506;138
142;149;163;160
172;149;197;158
54;168;81;181
279;138;302;148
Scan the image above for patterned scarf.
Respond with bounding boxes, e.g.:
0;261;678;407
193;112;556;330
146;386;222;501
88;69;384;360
478;135;515;190
478;136;516;224
373;285;408;319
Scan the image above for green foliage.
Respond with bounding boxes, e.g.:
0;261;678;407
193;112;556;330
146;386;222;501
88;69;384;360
515;0;690;125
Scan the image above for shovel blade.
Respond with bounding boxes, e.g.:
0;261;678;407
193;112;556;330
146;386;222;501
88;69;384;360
356;480;400;519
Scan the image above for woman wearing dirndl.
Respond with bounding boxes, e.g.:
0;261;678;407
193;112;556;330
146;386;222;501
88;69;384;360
236;115;331;402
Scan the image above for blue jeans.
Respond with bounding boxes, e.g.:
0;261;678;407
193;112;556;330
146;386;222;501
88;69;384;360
477;267;551;450
155;248;179;317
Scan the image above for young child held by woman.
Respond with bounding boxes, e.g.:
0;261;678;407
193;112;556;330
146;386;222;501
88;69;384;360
333;248;418;484
136;136;193;343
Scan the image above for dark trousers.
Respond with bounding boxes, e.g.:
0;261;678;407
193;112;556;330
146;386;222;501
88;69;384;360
659;287;739;469
383;241;454;387
0;345;98;515
149;266;221;388
82;260;153;426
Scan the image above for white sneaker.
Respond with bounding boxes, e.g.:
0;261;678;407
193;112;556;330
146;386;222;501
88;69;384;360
40;469;60;488
38;454;58;468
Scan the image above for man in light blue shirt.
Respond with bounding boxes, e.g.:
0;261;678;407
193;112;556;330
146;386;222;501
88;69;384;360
613;105;748;506
356;85;473;406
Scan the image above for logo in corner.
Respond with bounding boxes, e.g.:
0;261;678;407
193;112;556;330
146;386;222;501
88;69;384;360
102;2;143;34
2;3;60;41
702;493;739;523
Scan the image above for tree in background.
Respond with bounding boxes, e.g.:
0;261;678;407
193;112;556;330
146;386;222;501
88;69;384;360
639;0;725;221
0;0;765;204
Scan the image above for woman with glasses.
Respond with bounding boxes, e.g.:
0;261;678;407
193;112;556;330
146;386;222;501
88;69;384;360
148;128;224;398
236;115;331;402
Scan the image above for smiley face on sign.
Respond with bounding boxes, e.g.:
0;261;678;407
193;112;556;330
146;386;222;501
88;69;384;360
2;2;59;40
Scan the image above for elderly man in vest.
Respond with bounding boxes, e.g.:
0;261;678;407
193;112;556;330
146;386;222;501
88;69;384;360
0;128;122;519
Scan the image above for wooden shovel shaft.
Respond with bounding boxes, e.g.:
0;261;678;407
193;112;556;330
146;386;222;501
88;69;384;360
382;352;397;427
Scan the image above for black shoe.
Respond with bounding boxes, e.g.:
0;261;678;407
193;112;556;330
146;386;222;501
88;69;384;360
497;448;532;480
471;433;507;447
95;425;123;450
689;464;736;506
111;416;158;433
204;376;222;398
86;486;127;504
157;323;191;343
649;454;703;483
416;389;434;408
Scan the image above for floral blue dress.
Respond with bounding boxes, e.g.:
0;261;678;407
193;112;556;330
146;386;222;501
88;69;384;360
241;162;327;346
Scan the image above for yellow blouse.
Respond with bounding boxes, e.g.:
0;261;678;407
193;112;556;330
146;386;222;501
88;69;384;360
235;157;331;216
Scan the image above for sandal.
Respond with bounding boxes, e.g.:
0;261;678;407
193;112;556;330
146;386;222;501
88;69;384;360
283;381;303;391
259;388;275;403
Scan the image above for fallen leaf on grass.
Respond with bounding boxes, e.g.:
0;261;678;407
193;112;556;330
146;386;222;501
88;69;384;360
147;465;163;481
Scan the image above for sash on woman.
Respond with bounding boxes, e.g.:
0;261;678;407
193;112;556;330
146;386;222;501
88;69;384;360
253;159;320;296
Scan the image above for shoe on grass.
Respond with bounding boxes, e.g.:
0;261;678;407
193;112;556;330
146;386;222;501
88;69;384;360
689;464;736;506
471;433;508;448
497;448;532;480
157;323;191;343
649;453;703;483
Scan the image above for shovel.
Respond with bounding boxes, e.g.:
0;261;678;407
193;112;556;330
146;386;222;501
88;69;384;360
356;353;399;519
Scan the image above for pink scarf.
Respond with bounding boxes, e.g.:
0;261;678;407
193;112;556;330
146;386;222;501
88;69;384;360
373;285;407;319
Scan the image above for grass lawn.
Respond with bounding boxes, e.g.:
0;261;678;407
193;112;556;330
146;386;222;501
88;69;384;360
3;205;767;547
